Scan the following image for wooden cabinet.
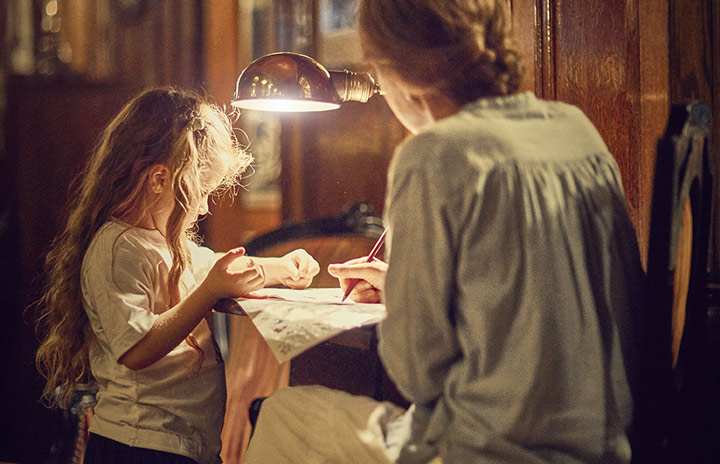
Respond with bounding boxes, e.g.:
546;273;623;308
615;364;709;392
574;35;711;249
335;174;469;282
510;0;670;263
1;75;133;464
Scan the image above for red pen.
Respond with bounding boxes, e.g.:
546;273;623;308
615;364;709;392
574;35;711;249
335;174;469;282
341;228;388;302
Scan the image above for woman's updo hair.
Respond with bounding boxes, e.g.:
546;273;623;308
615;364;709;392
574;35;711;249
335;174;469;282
358;0;524;104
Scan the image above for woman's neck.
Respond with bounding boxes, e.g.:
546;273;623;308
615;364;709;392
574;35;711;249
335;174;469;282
423;92;462;123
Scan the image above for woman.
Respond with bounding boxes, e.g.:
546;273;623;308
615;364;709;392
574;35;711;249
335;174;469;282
246;1;645;463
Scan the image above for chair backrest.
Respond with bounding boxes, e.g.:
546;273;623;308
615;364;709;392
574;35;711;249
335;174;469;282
634;101;714;463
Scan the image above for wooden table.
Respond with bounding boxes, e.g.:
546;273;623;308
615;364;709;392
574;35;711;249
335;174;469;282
216;297;408;408
289;325;409;408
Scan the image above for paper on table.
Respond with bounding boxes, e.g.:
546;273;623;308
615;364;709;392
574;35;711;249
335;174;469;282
218;288;386;363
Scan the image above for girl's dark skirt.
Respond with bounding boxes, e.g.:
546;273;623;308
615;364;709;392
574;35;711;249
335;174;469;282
83;433;200;464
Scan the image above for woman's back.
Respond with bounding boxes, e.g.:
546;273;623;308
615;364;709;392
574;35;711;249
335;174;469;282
380;92;644;463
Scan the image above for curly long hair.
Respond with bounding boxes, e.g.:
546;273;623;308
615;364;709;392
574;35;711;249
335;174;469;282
35;87;251;408
358;0;524;103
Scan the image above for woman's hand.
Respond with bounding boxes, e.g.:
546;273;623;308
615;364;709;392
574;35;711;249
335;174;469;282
256;249;320;289
328;257;388;303
204;247;266;298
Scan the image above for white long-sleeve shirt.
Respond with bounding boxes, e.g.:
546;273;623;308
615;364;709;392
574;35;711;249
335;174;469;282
380;92;645;463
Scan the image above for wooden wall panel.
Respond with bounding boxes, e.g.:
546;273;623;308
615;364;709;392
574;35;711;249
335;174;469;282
3;76;132;464
542;0;669;262
509;0;543;95
286;97;404;221
636;0;672;264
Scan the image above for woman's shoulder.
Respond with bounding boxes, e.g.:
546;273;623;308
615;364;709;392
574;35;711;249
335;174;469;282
392;108;514;175
389;93;617;195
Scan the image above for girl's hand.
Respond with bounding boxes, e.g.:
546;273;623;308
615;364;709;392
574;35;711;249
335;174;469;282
204;247;266;299
327;257;388;303
258;249;320;289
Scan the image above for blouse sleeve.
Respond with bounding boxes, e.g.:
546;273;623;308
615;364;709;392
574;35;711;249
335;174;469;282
378;134;463;405
82;244;158;362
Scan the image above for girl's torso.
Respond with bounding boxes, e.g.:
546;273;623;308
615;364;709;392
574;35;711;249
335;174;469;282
81;219;225;464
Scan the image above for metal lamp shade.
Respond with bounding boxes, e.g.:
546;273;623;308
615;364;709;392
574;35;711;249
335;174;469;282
232;52;380;112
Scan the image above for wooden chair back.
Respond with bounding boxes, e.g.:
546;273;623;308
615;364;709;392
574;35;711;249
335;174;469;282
633;101;714;463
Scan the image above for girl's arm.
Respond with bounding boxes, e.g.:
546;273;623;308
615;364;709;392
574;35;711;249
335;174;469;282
251;249;320;289
119;248;264;370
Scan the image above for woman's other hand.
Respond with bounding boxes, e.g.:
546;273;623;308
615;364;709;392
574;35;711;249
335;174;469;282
328;257;388;303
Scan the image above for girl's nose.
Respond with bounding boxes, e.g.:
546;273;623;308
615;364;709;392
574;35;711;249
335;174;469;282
198;197;209;216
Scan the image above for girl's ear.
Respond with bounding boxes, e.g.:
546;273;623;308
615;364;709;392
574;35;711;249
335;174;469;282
148;164;170;194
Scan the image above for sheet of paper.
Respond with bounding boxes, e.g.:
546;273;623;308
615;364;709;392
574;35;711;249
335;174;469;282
227;288;386;363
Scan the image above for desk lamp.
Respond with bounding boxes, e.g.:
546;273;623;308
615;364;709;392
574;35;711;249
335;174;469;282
231;52;381;112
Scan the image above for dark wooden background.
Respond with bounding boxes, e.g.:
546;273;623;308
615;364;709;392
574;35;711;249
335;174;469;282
1;0;717;463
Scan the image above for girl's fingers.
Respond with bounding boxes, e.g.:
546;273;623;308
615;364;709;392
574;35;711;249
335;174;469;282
227;258;257;275
292;252;316;278
233;267;264;293
227;264;260;282
216;247;246;269
283;250;319;281
301;255;320;277
307;260;320;277
297;259;308;276
275;260;299;281
247;272;265;291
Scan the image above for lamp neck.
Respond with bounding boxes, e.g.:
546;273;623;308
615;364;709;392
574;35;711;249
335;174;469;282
329;70;380;103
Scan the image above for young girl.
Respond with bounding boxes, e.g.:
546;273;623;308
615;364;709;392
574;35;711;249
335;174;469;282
35;87;319;464
245;1;645;463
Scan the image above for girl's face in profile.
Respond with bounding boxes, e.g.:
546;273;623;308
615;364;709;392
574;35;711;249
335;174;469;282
149;158;228;235
183;161;228;231
185;191;211;230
